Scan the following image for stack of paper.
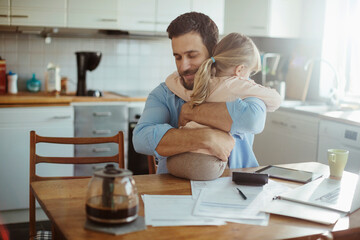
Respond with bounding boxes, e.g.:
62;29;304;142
262;172;360;225
143;177;291;227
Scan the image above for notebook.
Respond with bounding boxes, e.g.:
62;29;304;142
262;171;360;224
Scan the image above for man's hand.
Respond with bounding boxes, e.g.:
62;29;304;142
178;102;192;127
178;102;232;131
202;128;235;162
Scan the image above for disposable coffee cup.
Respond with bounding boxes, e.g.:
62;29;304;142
327;149;349;179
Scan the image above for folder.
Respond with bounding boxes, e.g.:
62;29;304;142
262;171;360;225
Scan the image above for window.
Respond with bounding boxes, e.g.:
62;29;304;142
320;0;360;102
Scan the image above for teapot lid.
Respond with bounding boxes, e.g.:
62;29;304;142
94;164;132;178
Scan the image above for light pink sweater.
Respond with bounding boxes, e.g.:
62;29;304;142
165;72;282;155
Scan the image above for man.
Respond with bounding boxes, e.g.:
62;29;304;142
133;12;266;174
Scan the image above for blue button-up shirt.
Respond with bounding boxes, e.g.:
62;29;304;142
133;82;266;173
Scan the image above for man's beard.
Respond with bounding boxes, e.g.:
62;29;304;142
179;69;198;90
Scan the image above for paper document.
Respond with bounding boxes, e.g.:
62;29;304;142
262;172;360;225
263;199;345;225
278;172;360;213
191;177;291;225
143;195;226;227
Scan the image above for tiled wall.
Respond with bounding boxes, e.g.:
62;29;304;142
0;33;176;93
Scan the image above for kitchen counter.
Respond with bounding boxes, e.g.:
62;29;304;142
0;91;147;107
279;100;360;127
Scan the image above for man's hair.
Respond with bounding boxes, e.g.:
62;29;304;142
166;12;219;56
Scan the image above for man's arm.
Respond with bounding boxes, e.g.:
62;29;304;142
179;97;267;135
155;127;235;161
133;84;235;161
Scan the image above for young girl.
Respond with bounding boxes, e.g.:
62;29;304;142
165;32;282;180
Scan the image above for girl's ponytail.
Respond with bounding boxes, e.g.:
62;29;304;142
190;57;214;107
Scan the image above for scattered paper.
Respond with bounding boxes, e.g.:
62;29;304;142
143;195;226;227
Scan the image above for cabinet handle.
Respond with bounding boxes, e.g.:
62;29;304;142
53;115;72;119
93;112;112;117
138;20;156;24
0;15;9;18
271;120;287;127
11;15;29;18
250;26;266;30
93;147;111;153
93;129;111;135
138;20;168;24
100;18;117;22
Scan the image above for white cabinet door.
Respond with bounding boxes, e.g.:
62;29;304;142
253;110;319;166
191;0;225;35
118;0;156;32
68;0;119;29
10;0;66;27
155;0;191;33
224;0;302;38
0;0;10;25
0;106;74;211
225;0;269;37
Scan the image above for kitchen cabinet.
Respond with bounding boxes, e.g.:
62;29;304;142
224;0;303;38
118;0;191;34
253;109;319;166
3;0;66;27
67;0;119;29
118;0;223;34
73;103;128;176
0;106;74;211
117;0;157;32
0;0;10;25
192;0;224;35
317;120;360;173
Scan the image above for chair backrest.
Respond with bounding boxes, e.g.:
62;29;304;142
147;155;157;174
29;130;124;239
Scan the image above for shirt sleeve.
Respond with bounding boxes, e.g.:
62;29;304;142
132;85;174;159
226;97;266;136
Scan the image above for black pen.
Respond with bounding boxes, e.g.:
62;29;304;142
236;187;247;200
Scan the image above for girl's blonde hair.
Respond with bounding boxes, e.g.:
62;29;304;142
190;33;261;107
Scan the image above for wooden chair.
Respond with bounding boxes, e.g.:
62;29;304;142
147;155;158;174
29;130;124;240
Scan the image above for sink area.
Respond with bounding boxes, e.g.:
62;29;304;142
280;100;360;114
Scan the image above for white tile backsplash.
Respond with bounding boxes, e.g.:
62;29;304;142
0;33;176;93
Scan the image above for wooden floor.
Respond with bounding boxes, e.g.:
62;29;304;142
5;221;51;239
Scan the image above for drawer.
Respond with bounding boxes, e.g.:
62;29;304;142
75;142;128;161
74;105;128;125
75;123;128;137
75;143;118;157
0;106;73;124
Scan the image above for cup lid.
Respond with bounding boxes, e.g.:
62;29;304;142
94;164;132;178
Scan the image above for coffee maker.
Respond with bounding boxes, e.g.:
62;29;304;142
75;51;102;96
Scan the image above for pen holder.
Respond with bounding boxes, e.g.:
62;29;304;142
232;172;269;186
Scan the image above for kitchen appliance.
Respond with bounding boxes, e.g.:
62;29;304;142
128;105;149;175
86;164;139;224
318;120;360;174
76;51;102;96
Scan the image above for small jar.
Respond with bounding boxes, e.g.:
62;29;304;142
26;73;41;92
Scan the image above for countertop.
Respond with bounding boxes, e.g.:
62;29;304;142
0;91;147;107
279;100;360;127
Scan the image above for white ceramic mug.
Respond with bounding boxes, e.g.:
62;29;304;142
327;149;349;179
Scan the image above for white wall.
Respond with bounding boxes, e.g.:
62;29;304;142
0;33;176;93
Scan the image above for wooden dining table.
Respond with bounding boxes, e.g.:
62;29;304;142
31;162;360;240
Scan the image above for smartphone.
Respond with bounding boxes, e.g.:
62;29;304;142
255;165;323;183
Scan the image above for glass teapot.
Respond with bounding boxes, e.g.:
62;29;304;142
86;164;139;224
